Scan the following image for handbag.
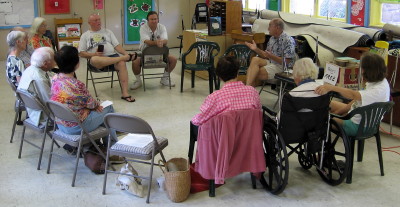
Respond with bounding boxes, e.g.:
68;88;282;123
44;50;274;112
83;146;106;174
159;158;191;202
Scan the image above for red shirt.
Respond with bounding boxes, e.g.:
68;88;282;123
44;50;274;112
191;81;261;126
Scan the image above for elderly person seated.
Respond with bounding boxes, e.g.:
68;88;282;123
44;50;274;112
191;56;261;126
51;46;114;135
290;57;321;97
18;47;55;126
315;52;390;136
6;31;28;87
29;17;53;49
11;27;34;68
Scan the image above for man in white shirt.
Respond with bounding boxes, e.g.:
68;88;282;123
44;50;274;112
79;14;135;102
18;47;55;126
130;11;177;90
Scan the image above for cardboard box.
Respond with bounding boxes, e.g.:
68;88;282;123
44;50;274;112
326;61;361;90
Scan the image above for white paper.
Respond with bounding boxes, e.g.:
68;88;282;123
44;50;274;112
117;133;154;148
101;100;113;108
323;63;339;85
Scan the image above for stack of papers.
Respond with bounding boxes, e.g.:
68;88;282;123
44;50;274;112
118;133;154;148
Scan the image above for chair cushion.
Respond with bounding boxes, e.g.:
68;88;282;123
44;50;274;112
53;126;108;143
111;136;168;155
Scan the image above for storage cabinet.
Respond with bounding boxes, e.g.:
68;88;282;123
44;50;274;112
54;18;83;50
209;0;242;34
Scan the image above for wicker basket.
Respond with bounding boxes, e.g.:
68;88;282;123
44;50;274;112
159;158;191;202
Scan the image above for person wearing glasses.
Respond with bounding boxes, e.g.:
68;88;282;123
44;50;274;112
29;17;53;49
130;11;177;90
245;18;295;87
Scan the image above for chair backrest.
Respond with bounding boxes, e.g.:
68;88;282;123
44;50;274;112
182;41;220;67
104;113;157;140
348;101;394;139
279;93;331;144
16;89;49;116
223;44;255;74
46;100;80;124
141;46;169;69
195;3;208;23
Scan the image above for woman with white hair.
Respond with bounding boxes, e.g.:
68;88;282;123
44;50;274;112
6;30;27;87
29;17;53;49
290;57;321;97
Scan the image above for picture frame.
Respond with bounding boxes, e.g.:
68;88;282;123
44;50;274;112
44;0;70;14
208;16;222;36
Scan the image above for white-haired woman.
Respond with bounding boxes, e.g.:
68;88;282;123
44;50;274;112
290;57;320;97
29;17;53;49
6;30;27;87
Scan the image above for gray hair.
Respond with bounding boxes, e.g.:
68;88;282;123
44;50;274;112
7;31;26;48
271;18;284;30
30;17;46;35
31;47;54;68
292;58;318;81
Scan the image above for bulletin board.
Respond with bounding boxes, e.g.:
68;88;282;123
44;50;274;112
0;0;38;29
124;0;154;44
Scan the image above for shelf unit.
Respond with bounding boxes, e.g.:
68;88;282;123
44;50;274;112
54;18;83;50
209;0;242;34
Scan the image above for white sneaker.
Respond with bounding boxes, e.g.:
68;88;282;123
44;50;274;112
160;77;175;87
130;80;142;90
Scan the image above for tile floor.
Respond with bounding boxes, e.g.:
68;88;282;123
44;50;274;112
0;49;399;207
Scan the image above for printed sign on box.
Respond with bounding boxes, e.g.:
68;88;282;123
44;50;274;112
324;62;360;90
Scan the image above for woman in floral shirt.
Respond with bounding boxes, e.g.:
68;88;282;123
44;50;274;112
29;17;53;49
51;46;114;135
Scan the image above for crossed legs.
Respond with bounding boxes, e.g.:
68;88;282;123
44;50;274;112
131;55;177;75
90;55;134;101
246;57;269;86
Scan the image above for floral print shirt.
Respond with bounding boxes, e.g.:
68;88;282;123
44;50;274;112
29;34;53;49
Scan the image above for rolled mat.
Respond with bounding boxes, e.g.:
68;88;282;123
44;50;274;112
383;23;400;37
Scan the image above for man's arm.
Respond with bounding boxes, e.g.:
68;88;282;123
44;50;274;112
114;44;128;55
245;40;267;59
79;51;104;59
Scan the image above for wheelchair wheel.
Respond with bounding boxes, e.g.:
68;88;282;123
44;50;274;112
260;122;289;195
298;144;313;170
316;119;350;186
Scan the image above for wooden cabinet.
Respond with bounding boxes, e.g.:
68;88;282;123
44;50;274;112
209;0;242;34
54;18;83;50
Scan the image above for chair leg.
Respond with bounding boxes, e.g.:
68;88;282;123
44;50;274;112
250;173;257;189
18;126;26;159
37;126;48;170
10;110;19;143
47;139;55;174
89;70;99;97
191;71;195;88
346;139;356;184
188;122;197;164
207;70;213;94
375;133;384;176
102;145;111;195
180;66;185;92
142;68;146;92
357;140;365;162
72;142;83;187
146;153;156;203
111;70;114;88
209;180;215;197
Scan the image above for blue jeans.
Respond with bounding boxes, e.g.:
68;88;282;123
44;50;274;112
57;105;115;135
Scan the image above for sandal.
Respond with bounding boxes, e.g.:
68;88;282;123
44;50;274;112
125;52;138;62
121;96;135;102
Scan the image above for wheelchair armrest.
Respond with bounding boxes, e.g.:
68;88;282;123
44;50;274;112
262;105;277;117
330;113;351;120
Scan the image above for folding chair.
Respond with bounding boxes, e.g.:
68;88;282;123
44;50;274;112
86;60;121;97
16;89;53;170
46;100;109;187
102;113;168;203
141;46;170;91
6;76;25;143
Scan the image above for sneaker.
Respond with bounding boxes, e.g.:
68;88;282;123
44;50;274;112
160;77;175;87
130;80;142;90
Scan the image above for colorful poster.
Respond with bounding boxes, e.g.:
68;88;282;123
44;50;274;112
350;0;365;26
124;0;154;44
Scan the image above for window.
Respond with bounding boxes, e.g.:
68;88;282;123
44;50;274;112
286;0;347;20
370;0;400;26
242;0;266;11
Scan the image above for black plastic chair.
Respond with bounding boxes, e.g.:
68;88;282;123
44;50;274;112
180;41;220;94
86;60;121;97
331;101;394;183
223;44;255;75
191;3;208;29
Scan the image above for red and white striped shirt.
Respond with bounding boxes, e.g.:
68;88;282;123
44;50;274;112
191;81;261;126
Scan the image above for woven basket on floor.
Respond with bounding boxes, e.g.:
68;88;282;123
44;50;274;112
160;158;191;202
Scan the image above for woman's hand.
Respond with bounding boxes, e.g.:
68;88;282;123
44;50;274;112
315;84;332;95
94;105;104;113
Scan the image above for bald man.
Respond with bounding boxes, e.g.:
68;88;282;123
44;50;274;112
245;18;296;86
79;14;136;102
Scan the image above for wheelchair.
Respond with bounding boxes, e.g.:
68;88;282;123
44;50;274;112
260;92;350;195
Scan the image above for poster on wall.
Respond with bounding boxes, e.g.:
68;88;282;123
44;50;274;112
350;0;365;26
0;0;38;28
124;0;154;44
